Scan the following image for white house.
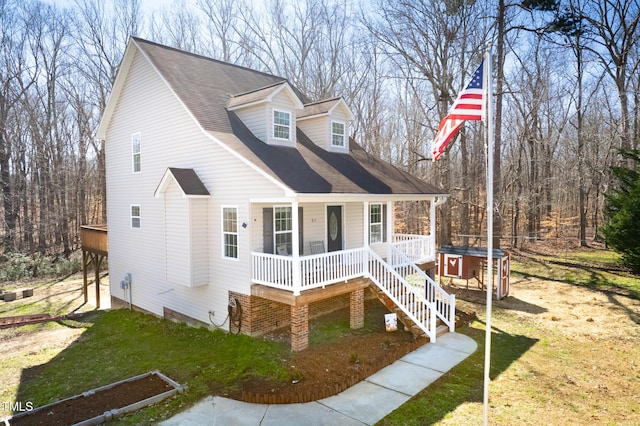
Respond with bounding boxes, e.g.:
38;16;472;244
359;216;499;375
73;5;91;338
96;37;454;351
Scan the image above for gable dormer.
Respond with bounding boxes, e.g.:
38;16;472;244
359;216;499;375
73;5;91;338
227;81;304;148
297;97;355;154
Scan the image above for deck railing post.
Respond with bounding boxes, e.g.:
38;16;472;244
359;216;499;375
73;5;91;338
449;293;456;332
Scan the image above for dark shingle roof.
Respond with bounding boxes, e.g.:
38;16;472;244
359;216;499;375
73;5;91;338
298;97;342;119
168;168;210;196
133;37;445;196
438;245;508;258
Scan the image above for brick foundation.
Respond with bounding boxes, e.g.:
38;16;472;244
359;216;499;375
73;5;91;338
350;288;365;329
231;291;290;336
290;304;309;351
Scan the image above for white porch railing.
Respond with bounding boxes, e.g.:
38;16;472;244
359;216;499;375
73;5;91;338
391;234;435;263
388;244;456;332
252;248;367;295
251;234;455;340
366;248;437;341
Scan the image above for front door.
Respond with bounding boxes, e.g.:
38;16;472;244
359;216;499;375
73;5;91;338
326;205;343;252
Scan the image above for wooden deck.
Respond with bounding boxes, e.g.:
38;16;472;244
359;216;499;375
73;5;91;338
81;225;108;308
81;225;108;256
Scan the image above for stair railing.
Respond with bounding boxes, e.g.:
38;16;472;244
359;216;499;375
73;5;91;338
388;244;456;332
366;248;437;341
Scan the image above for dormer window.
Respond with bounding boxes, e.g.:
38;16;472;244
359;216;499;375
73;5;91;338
331;121;345;147
273;109;292;140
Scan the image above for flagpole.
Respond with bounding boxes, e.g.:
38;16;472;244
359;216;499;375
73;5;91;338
483;43;494;426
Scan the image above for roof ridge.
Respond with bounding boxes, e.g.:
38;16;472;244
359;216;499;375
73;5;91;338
131;36;287;83
303;97;343;107
230;80;288;98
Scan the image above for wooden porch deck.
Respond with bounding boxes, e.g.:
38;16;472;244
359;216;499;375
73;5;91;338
80;225;108;308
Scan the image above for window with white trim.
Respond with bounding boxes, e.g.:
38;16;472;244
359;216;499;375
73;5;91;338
131;205;141;229
274;206;292;255
131;133;141;173
222;207;238;259
369;203;382;243
331;121;345;147
273;110;291;140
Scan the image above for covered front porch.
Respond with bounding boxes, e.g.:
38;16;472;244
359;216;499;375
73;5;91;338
249;196;443;295
246;196;454;351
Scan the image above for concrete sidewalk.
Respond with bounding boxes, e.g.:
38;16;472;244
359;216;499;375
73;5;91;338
161;332;477;426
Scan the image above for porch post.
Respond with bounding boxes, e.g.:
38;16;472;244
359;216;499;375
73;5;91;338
363;201;369;275
363;201;369;247
430;198;437;249
386;200;393;259
291;200;301;295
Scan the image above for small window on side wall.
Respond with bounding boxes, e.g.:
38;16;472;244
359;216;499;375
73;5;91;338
132;133;141;173
223;207;238;259
331;121;345;147
131;205;141;229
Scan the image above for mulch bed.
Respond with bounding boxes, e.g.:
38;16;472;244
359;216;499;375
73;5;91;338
227;301;476;404
9;373;174;426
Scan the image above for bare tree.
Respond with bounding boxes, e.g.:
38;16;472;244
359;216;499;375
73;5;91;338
582;0;640;157
148;0;202;53
72;0;142;224
362;0;492;246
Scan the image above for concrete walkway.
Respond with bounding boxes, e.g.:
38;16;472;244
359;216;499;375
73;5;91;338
161;332;477;426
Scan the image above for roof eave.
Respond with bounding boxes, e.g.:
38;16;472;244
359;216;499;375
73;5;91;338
96;37;139;140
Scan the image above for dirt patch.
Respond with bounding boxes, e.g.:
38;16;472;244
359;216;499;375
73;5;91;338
227;300;437;403
9;373;174;426
436;267;640;425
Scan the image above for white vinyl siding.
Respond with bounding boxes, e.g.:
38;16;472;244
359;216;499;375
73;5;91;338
344;203;363;249
235;104;267;142
297;111;349;153
268;91;297;147
165;182;189;285
132;132;141;172
163;180;209;287
105;48;285;328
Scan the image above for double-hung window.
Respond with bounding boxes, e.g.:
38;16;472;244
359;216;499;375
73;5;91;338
274;206;292;255
273;110;291;140
369;203;383;243
222;207;238;259
131;205;141;229
331;121;345;147
131;133;141;173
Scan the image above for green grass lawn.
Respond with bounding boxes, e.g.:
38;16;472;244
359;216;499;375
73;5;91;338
13;310;290;424
378;247;640;425
511;248;640;299
5;247;638;424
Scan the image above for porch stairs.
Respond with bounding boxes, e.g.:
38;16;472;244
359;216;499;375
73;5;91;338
366;247;455;342
372;287;449;339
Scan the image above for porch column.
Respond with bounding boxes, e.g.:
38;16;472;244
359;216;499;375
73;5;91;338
430;197;446;248
350;288;365;329
363;201;370;243
386;200;393;259
430;199;436;245
291;200;301;295
363;201;369;274
291;304;309;351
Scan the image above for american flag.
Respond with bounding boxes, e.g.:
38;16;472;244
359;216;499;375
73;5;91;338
432;60;485;161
